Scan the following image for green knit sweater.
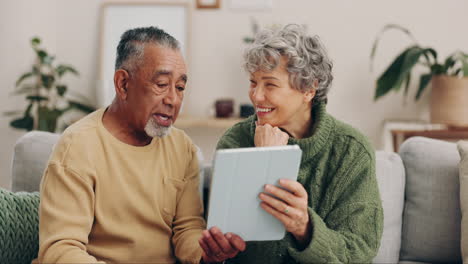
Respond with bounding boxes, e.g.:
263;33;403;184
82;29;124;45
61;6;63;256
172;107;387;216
216;102;383;263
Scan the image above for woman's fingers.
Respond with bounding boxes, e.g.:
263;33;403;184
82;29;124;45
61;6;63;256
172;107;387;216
259;192;301;217
263;184;297;206
278;179;308;199
254;123;289;147
260;201;291;224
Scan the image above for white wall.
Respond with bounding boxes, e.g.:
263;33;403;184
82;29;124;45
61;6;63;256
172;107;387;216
1;0;468;189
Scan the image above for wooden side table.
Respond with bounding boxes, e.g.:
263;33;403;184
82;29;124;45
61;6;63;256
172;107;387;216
391;128;468;152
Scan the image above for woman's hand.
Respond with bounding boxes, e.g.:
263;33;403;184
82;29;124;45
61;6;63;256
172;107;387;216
254;122;289;147
198;227;246;263
259;179;312;246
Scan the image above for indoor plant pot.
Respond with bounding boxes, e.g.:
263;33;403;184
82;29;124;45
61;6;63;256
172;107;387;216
431;75;468;126
370;24;468;126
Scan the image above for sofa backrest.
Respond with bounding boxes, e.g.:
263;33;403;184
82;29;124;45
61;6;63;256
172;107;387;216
11;131;60;192
373;151;405;263
11;131;205;198
399;137;461;263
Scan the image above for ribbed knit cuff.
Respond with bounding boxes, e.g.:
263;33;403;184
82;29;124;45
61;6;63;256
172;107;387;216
286;207;332;263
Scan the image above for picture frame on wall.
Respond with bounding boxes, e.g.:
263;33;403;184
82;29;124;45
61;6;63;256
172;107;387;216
97;2;190;107
196;0;220;9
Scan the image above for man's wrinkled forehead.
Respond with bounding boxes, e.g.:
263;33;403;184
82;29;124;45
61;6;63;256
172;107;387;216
152;69;188;83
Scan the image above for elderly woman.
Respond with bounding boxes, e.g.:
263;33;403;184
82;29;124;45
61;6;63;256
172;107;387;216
199;24;383;263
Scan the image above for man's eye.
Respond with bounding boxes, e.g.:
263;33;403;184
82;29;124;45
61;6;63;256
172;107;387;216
250;80;256;87
177;86;185;91
157;83;168;88
266;83;277;87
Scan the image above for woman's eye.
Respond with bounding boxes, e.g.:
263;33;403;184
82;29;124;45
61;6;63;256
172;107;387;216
249;81;256;87
176;86;185;91
266;83;277;87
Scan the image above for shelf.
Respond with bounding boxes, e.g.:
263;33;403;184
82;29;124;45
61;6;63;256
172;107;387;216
382;120;468;152
175;116;244;129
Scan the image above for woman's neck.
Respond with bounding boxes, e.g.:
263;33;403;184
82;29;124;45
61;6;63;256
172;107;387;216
282;105;313;139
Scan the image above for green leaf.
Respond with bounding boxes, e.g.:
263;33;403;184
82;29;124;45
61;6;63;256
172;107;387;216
415;73;432;100
12;85;36;95
403;72;411;97
375;49;408;99
27;95;48;101
41;74;55;89
3;110;23;117
375;46;425;100
10;117;34;131
25;102;33;115
370;23;418;71
443;56;456;73
31;37;41;46
461;52;468;76
431;64;445;75
56;64;79;77
56;85;67;96
36;50;48;62
15;72;35;87
463;62;468;77
243;37;254;44
10;104;34;131
43;55;55;65
68;100;95;113
422;48;437;65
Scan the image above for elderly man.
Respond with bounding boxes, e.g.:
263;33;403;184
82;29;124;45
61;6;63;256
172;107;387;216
37;26;243;264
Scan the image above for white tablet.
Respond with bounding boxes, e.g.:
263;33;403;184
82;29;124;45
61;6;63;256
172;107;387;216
206;145;302;241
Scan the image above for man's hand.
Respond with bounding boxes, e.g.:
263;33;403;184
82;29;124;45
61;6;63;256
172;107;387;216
198;227;246;263
259;179;312;247
254;122;289;147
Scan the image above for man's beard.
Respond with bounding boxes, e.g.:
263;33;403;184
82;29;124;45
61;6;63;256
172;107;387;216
144;117;171;138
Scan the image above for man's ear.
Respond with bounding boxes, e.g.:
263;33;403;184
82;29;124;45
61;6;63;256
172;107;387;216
114;69;130;100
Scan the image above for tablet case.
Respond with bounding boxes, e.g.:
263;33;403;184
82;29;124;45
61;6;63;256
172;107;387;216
206;145;302;241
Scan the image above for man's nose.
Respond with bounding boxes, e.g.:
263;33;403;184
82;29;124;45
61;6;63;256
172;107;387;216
163;85;178;106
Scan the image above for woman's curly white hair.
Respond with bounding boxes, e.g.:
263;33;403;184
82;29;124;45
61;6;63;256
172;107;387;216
244;24;333;104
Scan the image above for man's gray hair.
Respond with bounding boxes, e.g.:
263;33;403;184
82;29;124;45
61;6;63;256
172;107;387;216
115;26;180;73
244;24;333;104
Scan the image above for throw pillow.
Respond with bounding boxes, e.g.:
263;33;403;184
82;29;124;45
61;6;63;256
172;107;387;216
399;137;461;263
457;140;468;263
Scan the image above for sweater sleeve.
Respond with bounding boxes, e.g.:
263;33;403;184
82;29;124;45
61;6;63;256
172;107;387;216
216;124;250;150
172;144;206;264
286;152;383;263
38;162;104;263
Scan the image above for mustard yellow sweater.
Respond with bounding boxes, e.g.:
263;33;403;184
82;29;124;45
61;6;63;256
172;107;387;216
38;109;205;263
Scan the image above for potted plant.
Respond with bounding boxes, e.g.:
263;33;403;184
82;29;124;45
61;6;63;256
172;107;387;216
5;37;95;132
370;24;468;126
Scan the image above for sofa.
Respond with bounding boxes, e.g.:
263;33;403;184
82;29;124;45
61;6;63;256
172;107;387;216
0;131;463;263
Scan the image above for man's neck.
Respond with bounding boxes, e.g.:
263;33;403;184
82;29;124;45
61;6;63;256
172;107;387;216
102;103;153;146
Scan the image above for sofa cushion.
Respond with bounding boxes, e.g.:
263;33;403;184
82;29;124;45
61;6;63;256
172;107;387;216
12;131;60;192
399;137;461;263
0;188;40;264
457;140;468;263
373;151;405;264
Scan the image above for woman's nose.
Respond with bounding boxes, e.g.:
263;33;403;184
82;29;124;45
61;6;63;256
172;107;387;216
252;86;265;102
